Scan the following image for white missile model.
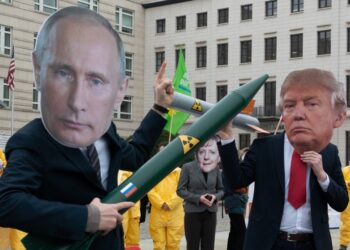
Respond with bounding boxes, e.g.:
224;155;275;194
170;92;269;134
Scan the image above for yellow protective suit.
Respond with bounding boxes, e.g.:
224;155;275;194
0;149;26;250
148;168;184;250
118;171;141;250
0;148;6;176
340;165;350;247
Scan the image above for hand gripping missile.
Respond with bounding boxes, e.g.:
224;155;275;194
170;92;261;132
22;74;268;250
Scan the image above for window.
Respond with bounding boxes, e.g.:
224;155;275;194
34;32;37;49
347;27;350;53
34;0;57;13
1;0;12;4
77;0;97;12
241;4;252;20
175;49;185;67
265;37;277;61
155;51;165;72
319;0;331;8
218;8;229;24
318;30;331;55
0;25;11;55
347;131;350;165
265;0;277;17
291;0;304;12
264;81;276;116
176;16;186;31
125;52;133;77
116;7;134;34
197;12;207;28
347;75;350;108
196;46;207;68
196;86;206;101
239;134;251;149
290;33;303;58
156;19;165;33
217;43;228;66
0;78;10;108
240;40;252;63
32;84;39;110
114;95;132;120
217;85;227;101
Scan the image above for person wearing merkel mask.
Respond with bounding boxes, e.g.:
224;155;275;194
177;138;224;250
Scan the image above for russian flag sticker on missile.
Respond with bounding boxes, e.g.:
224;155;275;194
120;182;138;198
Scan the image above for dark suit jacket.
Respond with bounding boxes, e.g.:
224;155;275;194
0;110;166;250
218;133;348;250
177;160;224;213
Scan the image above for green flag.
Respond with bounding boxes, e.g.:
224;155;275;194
164;50;191;136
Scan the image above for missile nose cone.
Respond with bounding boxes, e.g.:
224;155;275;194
235;74;269;102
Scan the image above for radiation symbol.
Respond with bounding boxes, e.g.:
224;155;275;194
179;135;200;154
192;99;202;112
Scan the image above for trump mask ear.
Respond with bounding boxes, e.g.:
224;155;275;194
32;52;42;91
114;77;129;109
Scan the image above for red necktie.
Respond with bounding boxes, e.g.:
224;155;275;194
288;150;306;209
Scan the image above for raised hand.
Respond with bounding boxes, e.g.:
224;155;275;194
154;62;174;108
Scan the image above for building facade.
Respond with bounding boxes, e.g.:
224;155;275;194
143;0;350;165
0;0;350;165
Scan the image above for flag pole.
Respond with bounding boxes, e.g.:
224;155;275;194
10;91;14;135
168;113;174;143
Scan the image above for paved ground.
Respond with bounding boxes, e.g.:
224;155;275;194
139;209;342;250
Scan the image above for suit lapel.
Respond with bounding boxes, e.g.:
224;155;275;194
193;162;207;187
274;133;285;193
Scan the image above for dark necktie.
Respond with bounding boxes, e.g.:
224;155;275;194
87;144;101;183
287;150;307;209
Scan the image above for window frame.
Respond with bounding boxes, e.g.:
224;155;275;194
346;75;350;108
265;37;277;61
156;19;166;33
197;12;208;28
0;25;11;55
34;0;58;13
317;30;331;55
196;46;207;68
265;0;277;17
114;95;132;120
125;52;133;77
319;0;332;8
77;0;98;12
347;27;350;53
216;85;228;102
32;84;40;110
195;86;206;101
240;40;252;63
290;33;303;58
155;51;165;72
218;8;229;24
241;4;253;21
217;43;228;66
291;0;304;13
264;81;276;116
239;134;251;149
176;15;186;31
0;78;10;108
116;7;134;35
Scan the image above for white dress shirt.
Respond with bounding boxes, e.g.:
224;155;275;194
81;138;110;190
280;134;329;233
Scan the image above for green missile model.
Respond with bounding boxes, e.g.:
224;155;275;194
22;74;268;250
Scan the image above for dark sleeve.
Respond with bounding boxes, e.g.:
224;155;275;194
323;145;349;212
0;138;87;240
119;109;167;172
218;140;256;190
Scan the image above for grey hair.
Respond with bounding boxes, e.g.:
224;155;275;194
33;6;126;83
279;68;347;113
